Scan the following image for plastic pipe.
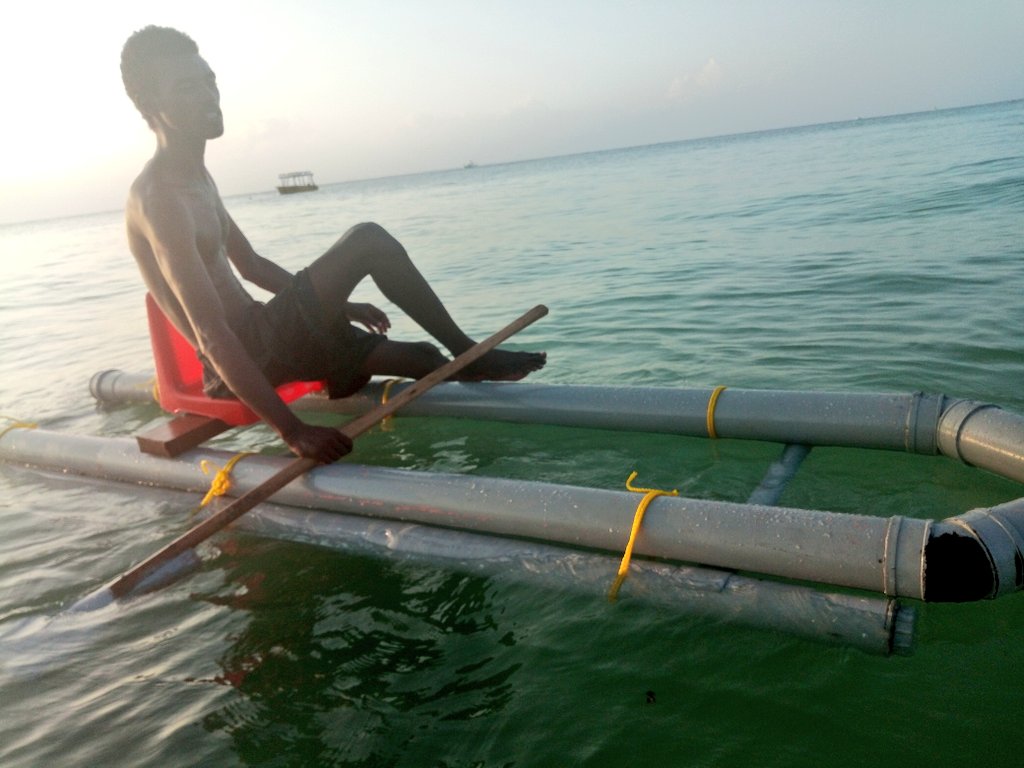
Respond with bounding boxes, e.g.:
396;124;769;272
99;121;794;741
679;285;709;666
746;444;811;506
239;501;912;654
89;373;1024;484
936;400;1024;487
0;429;908;652
924;496;1024;601
0;429;928;598
5;428;1021;608
89;369;155;405
308;383;949;452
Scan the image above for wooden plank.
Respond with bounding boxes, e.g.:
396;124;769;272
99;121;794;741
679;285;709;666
136;414;232;458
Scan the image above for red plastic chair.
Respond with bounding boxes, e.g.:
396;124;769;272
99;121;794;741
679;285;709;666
146;293;324;426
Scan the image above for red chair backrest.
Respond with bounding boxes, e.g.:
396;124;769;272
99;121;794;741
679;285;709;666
145;293;323;426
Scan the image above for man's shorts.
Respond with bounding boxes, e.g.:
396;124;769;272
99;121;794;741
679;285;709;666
202;268;387;400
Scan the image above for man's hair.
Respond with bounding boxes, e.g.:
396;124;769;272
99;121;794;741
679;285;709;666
121;26;199;127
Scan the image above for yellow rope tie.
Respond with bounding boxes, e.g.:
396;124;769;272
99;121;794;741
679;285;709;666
379;377;404;432
149;377;160;404
199;452;255;507
0;415;38;441
706;385;727;439
608;471;679;602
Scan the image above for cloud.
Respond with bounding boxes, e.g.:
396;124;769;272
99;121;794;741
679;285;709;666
666;58;724;103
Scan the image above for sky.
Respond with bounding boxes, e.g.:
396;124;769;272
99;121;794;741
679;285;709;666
2;0;1021;225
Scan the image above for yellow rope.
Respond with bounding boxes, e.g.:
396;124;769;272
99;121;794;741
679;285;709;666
608;471;679;601
0;415;38;441
198;452;255;507
706;385;727;439
380;377;404;432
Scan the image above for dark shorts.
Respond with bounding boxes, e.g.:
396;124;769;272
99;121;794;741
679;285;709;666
202;268;387;400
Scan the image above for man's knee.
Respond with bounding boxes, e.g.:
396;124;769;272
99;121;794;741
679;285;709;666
339;222;404;256
412;341;446;368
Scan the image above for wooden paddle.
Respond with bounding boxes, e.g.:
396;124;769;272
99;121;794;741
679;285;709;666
81;305;548;608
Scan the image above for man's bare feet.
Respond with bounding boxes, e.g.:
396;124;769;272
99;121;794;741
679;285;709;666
455;349;547;382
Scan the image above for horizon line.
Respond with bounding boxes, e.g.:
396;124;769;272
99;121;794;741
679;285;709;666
4;96;1021;229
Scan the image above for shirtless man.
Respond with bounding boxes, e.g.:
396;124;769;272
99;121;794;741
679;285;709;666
120;26;545;464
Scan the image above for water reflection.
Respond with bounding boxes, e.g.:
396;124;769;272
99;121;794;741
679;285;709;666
193;540;518;765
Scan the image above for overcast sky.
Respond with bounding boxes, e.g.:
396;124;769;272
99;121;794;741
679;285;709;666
2;0;1021;224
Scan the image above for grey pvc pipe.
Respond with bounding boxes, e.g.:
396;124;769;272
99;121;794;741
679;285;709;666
89;370;155;405
0;429;909;653
89;372;1024;484
936;401;1024;488
240;502;912;654
7;427;1020;608
746;444;811;506
0;429;929;598
306;383;949;452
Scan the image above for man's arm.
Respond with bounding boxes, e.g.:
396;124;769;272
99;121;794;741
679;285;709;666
135;194;350;462
226;213;391;334
225;215;292;294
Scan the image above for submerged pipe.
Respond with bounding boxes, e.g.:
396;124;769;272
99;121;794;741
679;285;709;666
89;372;1024;484
237;502;912;654
0;429;907;653
2;428;1021;607
746;444;811;506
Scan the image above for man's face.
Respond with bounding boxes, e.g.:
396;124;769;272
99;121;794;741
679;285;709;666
148;53;224;140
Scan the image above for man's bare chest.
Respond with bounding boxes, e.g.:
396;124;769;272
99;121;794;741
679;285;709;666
186;184;230;259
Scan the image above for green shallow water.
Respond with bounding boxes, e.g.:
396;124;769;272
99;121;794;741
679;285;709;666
2;100;1023;766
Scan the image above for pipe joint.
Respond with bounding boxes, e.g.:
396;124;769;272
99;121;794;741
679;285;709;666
905;391;946;455
882;515;930;599
954;503;1024;598
925;499;1024;601
936;399;1002;465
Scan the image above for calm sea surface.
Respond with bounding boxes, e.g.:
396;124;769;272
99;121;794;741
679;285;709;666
1;100;1022;766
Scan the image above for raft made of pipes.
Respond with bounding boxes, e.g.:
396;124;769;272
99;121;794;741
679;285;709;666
1;428;910;654
88;373;1024;603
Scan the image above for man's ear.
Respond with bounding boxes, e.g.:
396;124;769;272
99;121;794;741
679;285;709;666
134;95;162;131
136;93;157;118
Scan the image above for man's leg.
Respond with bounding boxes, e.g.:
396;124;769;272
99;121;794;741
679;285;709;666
307;223;545;380
361;339;449;380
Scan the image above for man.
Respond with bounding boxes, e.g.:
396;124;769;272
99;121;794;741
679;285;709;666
120;26;545;463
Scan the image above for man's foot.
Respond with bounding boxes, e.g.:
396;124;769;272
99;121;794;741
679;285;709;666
455;349;546;382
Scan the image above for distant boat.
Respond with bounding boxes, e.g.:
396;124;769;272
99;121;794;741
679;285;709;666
276;171;319;195
463;161;477;169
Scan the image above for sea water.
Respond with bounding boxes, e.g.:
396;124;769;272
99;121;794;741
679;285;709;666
1;100;1022;767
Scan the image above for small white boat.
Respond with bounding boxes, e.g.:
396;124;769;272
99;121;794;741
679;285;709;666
276;171;318;194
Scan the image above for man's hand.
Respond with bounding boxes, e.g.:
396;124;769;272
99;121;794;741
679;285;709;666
282;423;353;463
346;302;390;334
